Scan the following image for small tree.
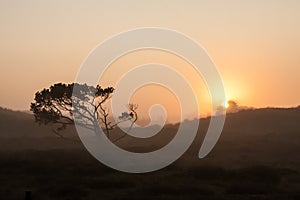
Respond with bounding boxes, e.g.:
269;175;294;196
30;83;137;140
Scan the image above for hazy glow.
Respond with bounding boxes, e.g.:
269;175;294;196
0;1;299;120
222;101;229;109
99;49;212;121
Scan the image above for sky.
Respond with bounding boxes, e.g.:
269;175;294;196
0;0;299;121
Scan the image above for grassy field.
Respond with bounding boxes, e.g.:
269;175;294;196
0;149;299;200
0;107;299;199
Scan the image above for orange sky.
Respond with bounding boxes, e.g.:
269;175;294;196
0;0;299;119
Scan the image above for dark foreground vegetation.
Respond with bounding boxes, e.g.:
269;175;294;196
0;106;299;199
0;149;299;200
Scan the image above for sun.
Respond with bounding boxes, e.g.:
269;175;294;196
222;101;229;108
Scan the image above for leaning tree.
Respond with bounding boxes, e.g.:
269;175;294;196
30;83;138;140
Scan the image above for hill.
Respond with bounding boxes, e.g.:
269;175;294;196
0;106;299;167
0;106;299;199
0;107;81;151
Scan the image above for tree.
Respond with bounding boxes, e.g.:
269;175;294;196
30;83;137;140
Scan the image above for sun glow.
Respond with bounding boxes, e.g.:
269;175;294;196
222;101;229;108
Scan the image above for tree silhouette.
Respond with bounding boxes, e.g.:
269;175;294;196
30;83;137;140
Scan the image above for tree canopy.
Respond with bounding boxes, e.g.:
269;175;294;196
30;83;137;139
